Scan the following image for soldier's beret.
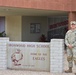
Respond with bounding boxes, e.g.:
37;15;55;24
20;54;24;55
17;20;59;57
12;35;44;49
70;21;76;25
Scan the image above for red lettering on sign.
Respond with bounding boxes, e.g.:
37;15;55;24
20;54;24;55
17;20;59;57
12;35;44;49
33;57;45;61
27;44;35;47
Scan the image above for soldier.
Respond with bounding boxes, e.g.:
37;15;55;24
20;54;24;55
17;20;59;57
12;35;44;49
65;21;76;73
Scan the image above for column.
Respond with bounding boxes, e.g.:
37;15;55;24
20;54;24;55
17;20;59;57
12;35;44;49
0;37;9;69
50;39;64;73
68;12;76;29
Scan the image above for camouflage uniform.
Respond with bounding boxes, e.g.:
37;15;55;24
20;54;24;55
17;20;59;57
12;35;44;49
65;29;76;68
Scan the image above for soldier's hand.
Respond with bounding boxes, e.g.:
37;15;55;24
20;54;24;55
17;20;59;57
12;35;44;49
68;45;73;49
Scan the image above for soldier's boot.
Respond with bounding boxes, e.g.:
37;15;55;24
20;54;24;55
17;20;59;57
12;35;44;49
65;67;72;73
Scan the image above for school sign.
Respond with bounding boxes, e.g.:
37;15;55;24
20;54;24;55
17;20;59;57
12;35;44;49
0;38;64;73
7;42;50;71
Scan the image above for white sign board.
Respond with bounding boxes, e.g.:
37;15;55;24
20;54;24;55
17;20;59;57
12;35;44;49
7;42;50;71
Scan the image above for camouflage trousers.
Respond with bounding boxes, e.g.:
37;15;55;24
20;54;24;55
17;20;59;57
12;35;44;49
67;47;76;67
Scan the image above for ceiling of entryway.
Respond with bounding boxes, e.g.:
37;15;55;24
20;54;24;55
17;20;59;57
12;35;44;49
0;7;68;16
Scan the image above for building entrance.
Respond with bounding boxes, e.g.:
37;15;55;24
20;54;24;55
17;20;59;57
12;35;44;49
47;16;68;41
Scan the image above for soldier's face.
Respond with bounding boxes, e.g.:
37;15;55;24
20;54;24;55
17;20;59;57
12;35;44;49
71;24;76;30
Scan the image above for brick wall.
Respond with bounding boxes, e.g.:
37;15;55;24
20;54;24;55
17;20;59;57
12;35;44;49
0;0;71;11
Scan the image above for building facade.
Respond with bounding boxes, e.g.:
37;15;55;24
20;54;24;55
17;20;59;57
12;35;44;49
0;0;75;41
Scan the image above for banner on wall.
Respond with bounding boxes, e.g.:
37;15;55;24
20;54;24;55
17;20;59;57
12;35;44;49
7;42;50;71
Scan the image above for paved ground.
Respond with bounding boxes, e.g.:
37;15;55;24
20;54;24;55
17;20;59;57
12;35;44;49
0;53;76;75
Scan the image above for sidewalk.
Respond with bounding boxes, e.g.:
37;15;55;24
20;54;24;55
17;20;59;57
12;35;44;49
0;53;75;75
0;70;75;75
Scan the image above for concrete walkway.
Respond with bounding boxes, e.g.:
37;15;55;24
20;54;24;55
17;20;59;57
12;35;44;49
0;53;76;75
